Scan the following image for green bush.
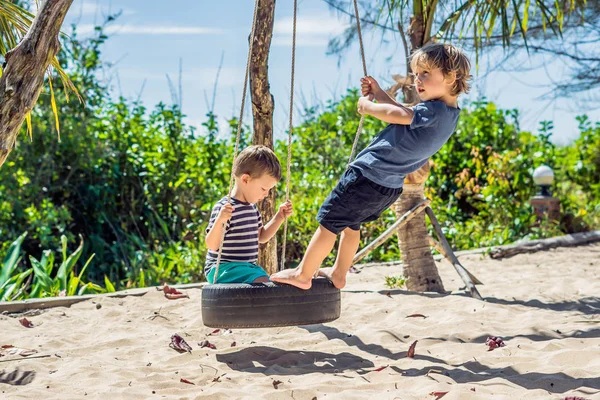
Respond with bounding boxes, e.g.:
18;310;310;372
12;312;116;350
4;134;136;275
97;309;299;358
384;276;407;289
427;101;600;249
1;233;101;301
0;26;243;292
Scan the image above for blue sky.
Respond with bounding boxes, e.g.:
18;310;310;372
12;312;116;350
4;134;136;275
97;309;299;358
64;0;600;145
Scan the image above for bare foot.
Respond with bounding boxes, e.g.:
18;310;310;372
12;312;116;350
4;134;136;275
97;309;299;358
270;268;313;290
317;267;347;289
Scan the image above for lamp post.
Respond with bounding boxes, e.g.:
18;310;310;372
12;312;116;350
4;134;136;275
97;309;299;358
530;165;561;221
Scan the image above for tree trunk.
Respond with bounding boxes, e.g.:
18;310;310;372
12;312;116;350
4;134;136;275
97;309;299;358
389;6;445;293
393;161;445;292
394;183;445;292
0;0;74;167
249;0;278;274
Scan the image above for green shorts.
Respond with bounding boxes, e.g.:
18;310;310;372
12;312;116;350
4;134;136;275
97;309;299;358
206;262;269;284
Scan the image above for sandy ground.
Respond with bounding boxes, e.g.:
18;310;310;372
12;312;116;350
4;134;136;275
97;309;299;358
1;244;599;400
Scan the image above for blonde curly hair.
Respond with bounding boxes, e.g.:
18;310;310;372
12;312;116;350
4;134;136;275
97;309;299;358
410;43;472;96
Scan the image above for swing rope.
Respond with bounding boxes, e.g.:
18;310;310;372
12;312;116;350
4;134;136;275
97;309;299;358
282;0;368;271
215;0;367;280
214;0;260;283
279;0;298;271
347;0;368;166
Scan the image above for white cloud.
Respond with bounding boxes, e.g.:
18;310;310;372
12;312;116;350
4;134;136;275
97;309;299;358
72;1;135;17
272;16;348;47
274;16;348;35
271;37;329;47
76;24;223;36
78;2;98;15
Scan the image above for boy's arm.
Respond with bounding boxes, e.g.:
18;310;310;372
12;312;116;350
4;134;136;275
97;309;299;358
205;221;226;251
258;200;293;243
373;90;401;107
258;213;285;243
359;98;414;125
361;76;401;107
204;203;232;251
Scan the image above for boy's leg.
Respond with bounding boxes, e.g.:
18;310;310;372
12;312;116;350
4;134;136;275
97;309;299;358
318;227;360;289
270;225;337;289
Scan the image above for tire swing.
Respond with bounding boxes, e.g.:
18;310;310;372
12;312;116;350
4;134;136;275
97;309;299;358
202;0;347;329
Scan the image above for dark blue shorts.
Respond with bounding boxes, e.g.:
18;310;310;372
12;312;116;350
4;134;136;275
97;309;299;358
317;167;402;234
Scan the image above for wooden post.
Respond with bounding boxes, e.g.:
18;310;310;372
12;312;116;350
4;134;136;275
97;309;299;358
425;207;483;300
428;236;482;285
249;0;278;274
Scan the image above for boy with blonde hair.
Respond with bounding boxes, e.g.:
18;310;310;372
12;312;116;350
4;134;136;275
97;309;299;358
205;145;293;284
271;43;471;289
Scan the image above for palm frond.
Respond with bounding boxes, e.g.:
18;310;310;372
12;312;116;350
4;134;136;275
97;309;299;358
326;0;589;61
435;0;587;49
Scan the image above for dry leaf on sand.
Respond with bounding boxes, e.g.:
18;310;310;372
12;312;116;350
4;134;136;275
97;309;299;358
407;340;418;358
162;283;189;300
169;334;192;353
19;318;35;328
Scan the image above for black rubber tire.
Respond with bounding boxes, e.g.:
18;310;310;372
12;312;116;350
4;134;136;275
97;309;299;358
201;278;341;328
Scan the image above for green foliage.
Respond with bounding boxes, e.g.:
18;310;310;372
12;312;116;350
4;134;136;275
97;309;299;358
0;25;245;295
554;115;600;231
326;0;587;72
27;234;100;298
426;100;600;250
384;275;407;289
1;233;101;300
0;233;30;301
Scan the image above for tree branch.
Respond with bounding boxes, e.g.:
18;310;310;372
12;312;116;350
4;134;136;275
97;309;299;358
525;45;600;63
323;0;397;32
0;0;74;167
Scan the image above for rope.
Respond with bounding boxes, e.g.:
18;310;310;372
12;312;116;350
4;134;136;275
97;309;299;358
214;0;261;283
215;0;366;277
347;0;368;166
280;0;298;271
310;0;368;280
353;0;368;77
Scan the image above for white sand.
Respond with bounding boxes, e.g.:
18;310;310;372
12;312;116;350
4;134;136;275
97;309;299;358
1;244;599;399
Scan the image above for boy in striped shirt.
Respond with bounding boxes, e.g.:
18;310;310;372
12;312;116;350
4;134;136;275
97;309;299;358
204;145;293;284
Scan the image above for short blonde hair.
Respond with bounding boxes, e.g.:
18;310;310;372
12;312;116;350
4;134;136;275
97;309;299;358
410;43;472;96
233;145;282;180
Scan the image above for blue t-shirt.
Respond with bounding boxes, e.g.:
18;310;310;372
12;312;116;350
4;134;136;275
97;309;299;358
350;100;460;189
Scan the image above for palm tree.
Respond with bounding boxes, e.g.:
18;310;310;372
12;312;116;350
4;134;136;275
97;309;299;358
0;0;78;167
326;0;588;292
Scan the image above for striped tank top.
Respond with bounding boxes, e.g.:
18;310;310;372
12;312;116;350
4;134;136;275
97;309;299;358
204;196;263;274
